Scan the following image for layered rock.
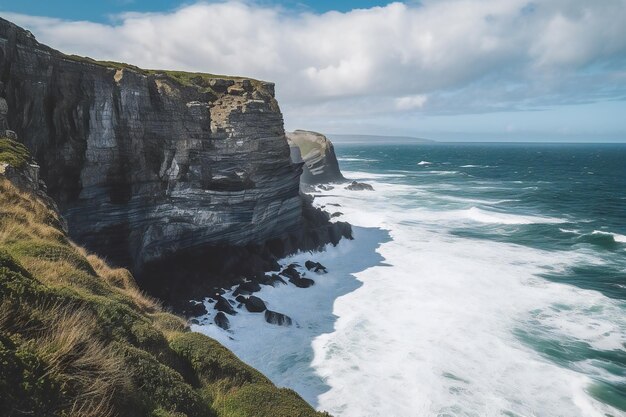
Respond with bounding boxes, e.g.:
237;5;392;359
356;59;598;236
287;130;345;185
0;18;350;303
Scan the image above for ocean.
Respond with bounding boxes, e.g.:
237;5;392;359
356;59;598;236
193;142;626;417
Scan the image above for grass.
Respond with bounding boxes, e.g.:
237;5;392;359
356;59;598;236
64;55;262;94
0;138;31;169
0;150;327;416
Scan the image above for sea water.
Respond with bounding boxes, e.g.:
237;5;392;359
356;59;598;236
193;142;626;417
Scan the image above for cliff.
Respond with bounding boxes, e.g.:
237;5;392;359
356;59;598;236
0;18;350;302
287;130;345;185
0;138;329;417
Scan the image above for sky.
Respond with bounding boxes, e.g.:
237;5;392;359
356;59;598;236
1;0;626;142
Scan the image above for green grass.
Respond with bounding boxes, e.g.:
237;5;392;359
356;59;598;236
64;55;260;94
0;138;31;169
0;153;326;416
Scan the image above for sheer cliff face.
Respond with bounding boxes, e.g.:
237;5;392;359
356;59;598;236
0;18;304;269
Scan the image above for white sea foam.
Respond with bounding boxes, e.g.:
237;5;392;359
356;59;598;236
417;160;432;165
337;157;378;162
592;230;626;243
193;173;625;417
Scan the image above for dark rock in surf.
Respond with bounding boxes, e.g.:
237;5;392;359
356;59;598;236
214;312;230;330
182;300;207;318
305;260;327;273
265;310;293;326
263;274;287;287
289;276;315;288
233;281;262;296
245;296;267;313
346;181;374;191
215;296;237;316
280;266;301;280
235;295;247;304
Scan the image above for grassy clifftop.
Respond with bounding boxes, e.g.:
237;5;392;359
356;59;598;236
0;138;327;417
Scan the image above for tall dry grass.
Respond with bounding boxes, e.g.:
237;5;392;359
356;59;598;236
0;301;130;417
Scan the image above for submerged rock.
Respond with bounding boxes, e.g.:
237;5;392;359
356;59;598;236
346;181;374;191
214;312;230;330
245;296;267;313
264;310;293;326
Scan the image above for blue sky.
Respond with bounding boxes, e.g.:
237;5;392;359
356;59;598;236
0;0;390;21
2;0;626;142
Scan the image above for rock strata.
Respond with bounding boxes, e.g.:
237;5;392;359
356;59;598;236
287;130;345;185
0;18;351;306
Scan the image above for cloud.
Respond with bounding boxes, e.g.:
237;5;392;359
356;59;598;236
395;95;428;110
2;0;626;134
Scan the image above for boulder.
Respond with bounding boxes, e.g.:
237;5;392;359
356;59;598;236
214;296;237;316
235;295;247;304
346;181;374;191
280;266;301;280
305;260;327;273
330;212;343;218
264;310;293;326
289;276;315;288
245;296;267;313
263;274;287;287
233;281;262;296
182;300;207;318
214;312;230;330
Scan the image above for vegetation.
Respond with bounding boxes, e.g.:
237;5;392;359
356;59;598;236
0;138;31;169
0;151;327;416
64;55;260;93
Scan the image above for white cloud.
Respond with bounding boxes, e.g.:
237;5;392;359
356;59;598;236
2;0;626;135
395;94;428;110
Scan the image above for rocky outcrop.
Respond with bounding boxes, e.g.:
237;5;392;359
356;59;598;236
0;18;351;304
287;130;345;185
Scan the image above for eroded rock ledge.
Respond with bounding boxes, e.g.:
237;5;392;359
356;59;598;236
0;18;351;306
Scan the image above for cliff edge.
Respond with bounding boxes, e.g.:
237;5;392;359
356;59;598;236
0;18;350;303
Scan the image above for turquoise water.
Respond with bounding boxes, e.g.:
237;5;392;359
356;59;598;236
335;142;626;414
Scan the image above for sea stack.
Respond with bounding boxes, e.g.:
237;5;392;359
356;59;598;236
287;130;345;185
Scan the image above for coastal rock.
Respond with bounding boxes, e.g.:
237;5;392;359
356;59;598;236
287;130;345;185
289;276;315;288
0;18;352;305
305;260;327;273
215;296;237;316
346;181;374;191
264;310;293;326
233;281;262;296
214;312;230;330
182;300;208;318
245;296;267;313
280;266;301;280
262;274;287;287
